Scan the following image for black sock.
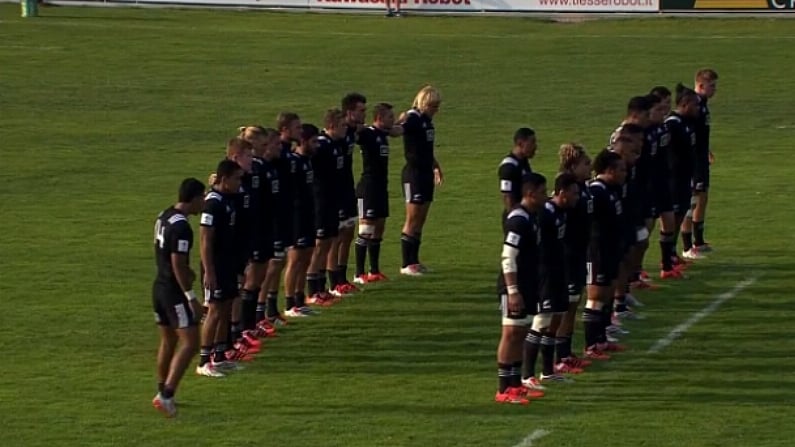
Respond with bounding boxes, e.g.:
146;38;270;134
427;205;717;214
199;346;212;366
498;362;512;393
400;233;414;268
414;232;422;265
328;270;341;288
522;330;542;380
694;221;705;246
600;304;613;343
318;269;328;293
285;295;296;311
213;343;227;363
242;289;258;331
338;264;348;284
266;291;279;317
614;295;628;313
682;232;693;251
510;361;523;388
162;386;175;399
295;292;306;308
660;231;675;271
355;236;368;277
231;321;242;343
540;335;556;376
256;303;267;323
307;273;320;296
157;382;165;394
556;335;572;362
369;238;382;273
582;308;602;348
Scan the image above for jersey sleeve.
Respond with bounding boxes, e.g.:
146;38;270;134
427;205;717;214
200;198;224;228
503;216;527;249
402;113;422;165
498;162;518;194
168;221;193;255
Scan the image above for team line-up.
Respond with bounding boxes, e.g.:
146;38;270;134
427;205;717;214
148;71;718;415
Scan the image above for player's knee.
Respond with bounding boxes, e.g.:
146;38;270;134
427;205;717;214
531;313;552;332
568;294;581;304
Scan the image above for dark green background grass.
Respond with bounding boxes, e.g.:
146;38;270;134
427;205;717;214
1;6;794;446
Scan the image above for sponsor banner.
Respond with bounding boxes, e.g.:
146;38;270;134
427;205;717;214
313;0;481;10
504;0;657;11
661;0;795;8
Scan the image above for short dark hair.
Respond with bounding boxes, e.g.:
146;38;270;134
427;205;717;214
178;178;205;203
300;123;320;141
216;159;242;180
695;68;719;82
323;109;345;129
521;172;546;196
341;92;367;111
276;112;300;130
618;123;645;136
513;127;536;145
675;83;698;106
649;86;672;99
554;172;579;195
373;102;393;120
593;149;623;175
627;96;653;115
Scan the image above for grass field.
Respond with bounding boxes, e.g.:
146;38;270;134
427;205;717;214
2;5;795;446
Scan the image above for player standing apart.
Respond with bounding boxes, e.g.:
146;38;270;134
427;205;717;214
400;85;444;276
354;103;397;284
151;178;205;417
495;173;547;405
498;128;536;224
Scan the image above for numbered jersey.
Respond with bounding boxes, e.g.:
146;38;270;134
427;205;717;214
153;206;193;288
539;200;567;282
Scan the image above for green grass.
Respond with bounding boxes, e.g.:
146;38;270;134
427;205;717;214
2;5;795;446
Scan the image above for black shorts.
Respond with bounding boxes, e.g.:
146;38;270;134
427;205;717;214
498;291;538;326
250;234;274;264
692;169;710;193
275;215;293;252
538;274;568;314
357;183;389;220
152;283;197;329
291;211;316;249
202;269;238;303
566;254;587;296
338;187;358;222
402;167;434;204
315;204;339;240
586;247;621;287
651;182;673;217
672;184;693;216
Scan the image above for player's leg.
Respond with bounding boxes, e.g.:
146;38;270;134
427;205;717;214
296;245;316;313
692;189;709;249
213;298;234;367
157;298;199;416
308;239;333;304
197;291;224;377
659;210;682;278
283;246;302;317
369;218;387;279
336;219;356;290
260;248;286;325
228;274;244;355
681;191;706;260
496;295;533;404
354;214;373;284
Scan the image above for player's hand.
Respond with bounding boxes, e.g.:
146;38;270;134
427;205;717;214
389;125;404;137
708;151;715;165
203;271;217;291
207;172;217;186
190;300;204;321
397;111;407;125
507;292;524;313
434;167;444;186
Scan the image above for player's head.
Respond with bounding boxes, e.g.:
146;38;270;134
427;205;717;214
552;172;580;209
649;86;672;123
413;85;442;117
593;149;626;185
614;122;644;159
610;135;640;166
261;127;281;160
342;92;367;126
238;125;268;156
226;137;253;173
520;172;547;212
695;68;718;99
513;127;537;159
373;102;395;129
215;159;244;194
297;123;320;156
558;142;591;182
324;108;347;140
625;95;653;127
178;177;206;215
675;84;700;118
277;112;302;142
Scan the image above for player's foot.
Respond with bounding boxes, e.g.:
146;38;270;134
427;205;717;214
385;9;394;17
584;346;611;360
342;282;360;293
554;362;584;375
672;255;690;270
233;339;260;355
330;284;353;297
606;334;621;343
597;341;627;352
367;272;389;283
226;347;256;361
606;324;630;336
639;270;650;280
624;293;645;308
152;393;177;418
682;247;707;260
241;331;262;347
695;243;713;253
561;355;592;368
400;264;424;276
353;274;371;285
196;363;225;378
254;320;277;337
540;373;574;383
521;376;547;391
285;307;308;318
298;306;319;316
307;292;332;306
660;269;686;280
213;358;244;371
611;313;623;327
630;279;655;290
394;10;403;16
266;314;288;327
615;310;646;321
495;388;530;405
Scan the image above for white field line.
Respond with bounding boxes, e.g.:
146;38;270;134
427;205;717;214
647;276;758;354
511;429;551;447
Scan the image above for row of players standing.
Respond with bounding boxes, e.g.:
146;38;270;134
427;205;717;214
150;86;444;416
494;69;719;404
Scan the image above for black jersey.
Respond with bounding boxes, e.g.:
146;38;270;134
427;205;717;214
340;125;357;193
498;153;532;205
496;206;541;297
539;201;567;282
287;151;314;217
200;189;237;269
693;95;711;174
357;126;391;188
253;156;280;239
565;182;593;256
588;179;624;252
153;207;193;289
314;132;345;208
650;123;672;187
665;113;697;186
402;108;435;173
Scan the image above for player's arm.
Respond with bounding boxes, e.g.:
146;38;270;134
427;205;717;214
501;221;524;313
498;163;517;212
433;158;444;185
199;201;218;290
401;113;420;165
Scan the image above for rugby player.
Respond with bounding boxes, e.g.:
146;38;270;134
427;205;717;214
498;128;536;226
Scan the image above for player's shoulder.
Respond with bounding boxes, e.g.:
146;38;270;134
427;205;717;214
205;190;224;203
664;114;682;125
506;207;531;223
499;154;519;168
